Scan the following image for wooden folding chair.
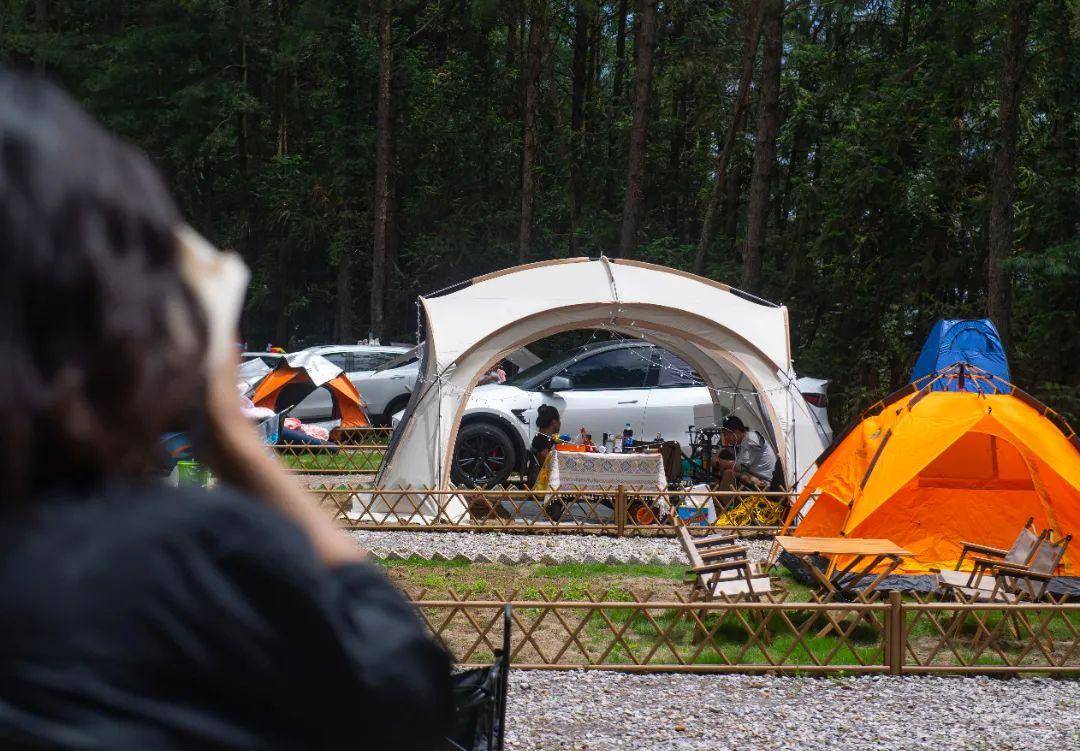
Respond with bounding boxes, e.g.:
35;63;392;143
934;517;1045;593
674;522;773;601
939;529;1071;604
939;531;1072;650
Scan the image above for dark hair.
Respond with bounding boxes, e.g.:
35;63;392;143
721;415;747;432
0;71;206;506
536;405;560;430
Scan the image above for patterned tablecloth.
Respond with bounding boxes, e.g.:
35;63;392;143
536;450;666;492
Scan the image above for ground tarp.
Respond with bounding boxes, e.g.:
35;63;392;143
783;389;1080;574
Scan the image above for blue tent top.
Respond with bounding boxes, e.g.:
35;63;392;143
911;319;1011;392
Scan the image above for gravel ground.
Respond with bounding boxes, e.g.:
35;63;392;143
349;529;773;564
304;474;376;488
505;671;1080;751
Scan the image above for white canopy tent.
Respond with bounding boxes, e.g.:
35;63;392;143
375;258;826;520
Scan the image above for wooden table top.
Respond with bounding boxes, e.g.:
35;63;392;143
775;536;913;557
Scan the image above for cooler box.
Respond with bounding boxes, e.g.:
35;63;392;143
677;506;711;526
676;485;716;526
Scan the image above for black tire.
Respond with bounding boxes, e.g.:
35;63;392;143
452;422;517;488
376;394;411;427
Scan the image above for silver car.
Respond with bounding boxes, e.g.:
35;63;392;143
393;340;835;487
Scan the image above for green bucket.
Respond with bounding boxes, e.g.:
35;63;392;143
176;460;211;488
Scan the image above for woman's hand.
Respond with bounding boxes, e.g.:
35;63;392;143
201;357;366;567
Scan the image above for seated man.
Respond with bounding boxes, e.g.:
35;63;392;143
711;415;777;492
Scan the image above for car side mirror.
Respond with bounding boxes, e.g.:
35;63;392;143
547;375;573;391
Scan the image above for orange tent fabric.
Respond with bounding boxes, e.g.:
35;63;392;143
251;365;370;429
783;390;1079;574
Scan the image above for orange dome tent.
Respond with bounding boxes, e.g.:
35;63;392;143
782;381;1079;575
250;352;370;429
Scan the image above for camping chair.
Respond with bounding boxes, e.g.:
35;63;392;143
674;521;774;645
937;529;1072;604
934;517;1045;593
674;521;772;601
936;532;1072;651
447;604;511;751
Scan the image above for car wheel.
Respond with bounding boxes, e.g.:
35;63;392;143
452;422;517;488
377;394;411;427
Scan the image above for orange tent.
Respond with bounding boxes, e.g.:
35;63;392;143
250;355;370;429
783;388;1079;574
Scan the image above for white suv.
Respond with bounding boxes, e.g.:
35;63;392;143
393;340;833;487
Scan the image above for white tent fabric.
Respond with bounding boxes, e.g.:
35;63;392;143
236;356;271;384
282;350;343;387
376;257;826;519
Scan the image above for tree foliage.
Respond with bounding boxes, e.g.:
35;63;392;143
2;0;1077;425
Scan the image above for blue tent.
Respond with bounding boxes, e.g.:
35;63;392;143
911;319;1011;392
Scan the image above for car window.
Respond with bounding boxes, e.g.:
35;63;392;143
562;348;650;389
656;351;704;387
351;351;401;370
322;352;350;370
506;345;592;387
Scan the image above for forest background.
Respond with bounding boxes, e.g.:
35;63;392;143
2;0;1076;426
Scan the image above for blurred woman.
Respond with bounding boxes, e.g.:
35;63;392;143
0;71;450;749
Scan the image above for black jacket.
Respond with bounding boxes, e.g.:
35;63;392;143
0;483;451;750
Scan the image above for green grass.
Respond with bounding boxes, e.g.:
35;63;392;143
278;448;383;472
380;558;687;603
531;562;686;581
380;557;1079;670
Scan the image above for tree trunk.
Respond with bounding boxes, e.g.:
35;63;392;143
898;0;912;52
721;156;748;260
504;6;518;70
34;0;47;72
235;7;252;338
585;1;602;110
741;0;782;293
518;0;545;263
274;242;288;344
370;0;393;342
336;250;352;343
617;0;658;259
605;0;630;209
612;0;630;103
568;1;589;256
666;82;687;240
1050;0;1077;243
986;0;1034;345
693;0;763;275
384;166;400;337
